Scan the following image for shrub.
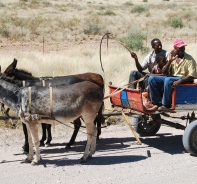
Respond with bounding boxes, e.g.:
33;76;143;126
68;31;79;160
84;23;102;35
131;5;148;13
103;10;116;16
120;29;148;52
181;11;193;20
124;1;134;6
98;6;105;10
0;26;10;38
168;17;183;28
30;0;39;4
0;2;5;7
42;1;51;6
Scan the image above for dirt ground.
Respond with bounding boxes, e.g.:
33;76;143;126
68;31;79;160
0;112;197;184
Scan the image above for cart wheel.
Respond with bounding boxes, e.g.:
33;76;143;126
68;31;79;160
132;114;161;136
183;121;197;156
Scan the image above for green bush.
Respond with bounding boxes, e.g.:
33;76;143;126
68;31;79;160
0;2;5;7
124;1;134;6
0;27;10;38
131;5;147;13
169;18;183;28
42;1;51;6
103;10;116;16
120;29;148;52
98;6;105;10
20;0;39;3
30;0;39;4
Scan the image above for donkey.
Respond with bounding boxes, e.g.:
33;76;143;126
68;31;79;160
2;59;105;152
0;77;104;165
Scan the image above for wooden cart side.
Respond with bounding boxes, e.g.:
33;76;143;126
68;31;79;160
172;83;197;109
108;85;146;112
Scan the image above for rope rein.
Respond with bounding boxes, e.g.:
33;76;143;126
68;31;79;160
41;116;108;138
104;76;146;99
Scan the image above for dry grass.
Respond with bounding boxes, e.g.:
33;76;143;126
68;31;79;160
0;0;197;126
1;41;196;110
0;0;197;43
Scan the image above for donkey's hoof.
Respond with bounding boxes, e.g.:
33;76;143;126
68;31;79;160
31;161;39;166
65;145;71;149
88;155;93;159
24;158;32;163
45;143;51;147
80;157;87;163
39;141;45;147
22;145;29;154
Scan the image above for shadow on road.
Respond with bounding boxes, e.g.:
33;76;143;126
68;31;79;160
38;133;185;166
0;132;185;167
140;133;185;155
40;155;147;166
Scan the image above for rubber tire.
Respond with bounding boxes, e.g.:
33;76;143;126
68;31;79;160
132;114;161;136
183;121;197;156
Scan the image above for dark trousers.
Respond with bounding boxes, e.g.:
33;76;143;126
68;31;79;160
128;70;148;90
148;75;182;106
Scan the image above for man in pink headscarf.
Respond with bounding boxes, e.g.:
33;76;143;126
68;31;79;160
148;39;197;111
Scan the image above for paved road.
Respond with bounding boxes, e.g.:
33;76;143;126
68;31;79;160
0;121;196;184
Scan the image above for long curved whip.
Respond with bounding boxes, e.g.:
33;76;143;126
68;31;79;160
99;32;112;72
99;32;132;73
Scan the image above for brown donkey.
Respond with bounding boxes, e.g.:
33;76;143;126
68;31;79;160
0;78;104;165
2;59;105;151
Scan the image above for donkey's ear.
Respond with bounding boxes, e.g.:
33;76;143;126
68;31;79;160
4;58;17;74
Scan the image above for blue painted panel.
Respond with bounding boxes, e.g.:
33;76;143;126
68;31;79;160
176;86;197;105
121;90;130;108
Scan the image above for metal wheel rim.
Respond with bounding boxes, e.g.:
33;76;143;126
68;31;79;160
139;121;158;132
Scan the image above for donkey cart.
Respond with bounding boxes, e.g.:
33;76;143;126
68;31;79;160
106;82;197;156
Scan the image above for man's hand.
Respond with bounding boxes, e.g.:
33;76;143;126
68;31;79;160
172;76;194;88
130;52;143;72
169;49;178;62
130;52;138;60
172;79;182;88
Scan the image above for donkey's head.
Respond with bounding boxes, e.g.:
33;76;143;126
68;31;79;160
2;58;36;80
4;58;17;74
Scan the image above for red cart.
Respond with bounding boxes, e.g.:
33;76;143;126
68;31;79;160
108;83;197;156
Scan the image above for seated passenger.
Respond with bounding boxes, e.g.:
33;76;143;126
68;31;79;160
128;38;169;90
148;39;197;111
151;53;167;75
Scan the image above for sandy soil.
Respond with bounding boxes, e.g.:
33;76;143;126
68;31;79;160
0;113;197;184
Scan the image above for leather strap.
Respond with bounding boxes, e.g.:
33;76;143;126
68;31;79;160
28;87;31;113
49;86;53;117
22;80;26;87
42;80;45;87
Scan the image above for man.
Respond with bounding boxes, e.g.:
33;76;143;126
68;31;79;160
148;39;197;111
128;38;169;89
